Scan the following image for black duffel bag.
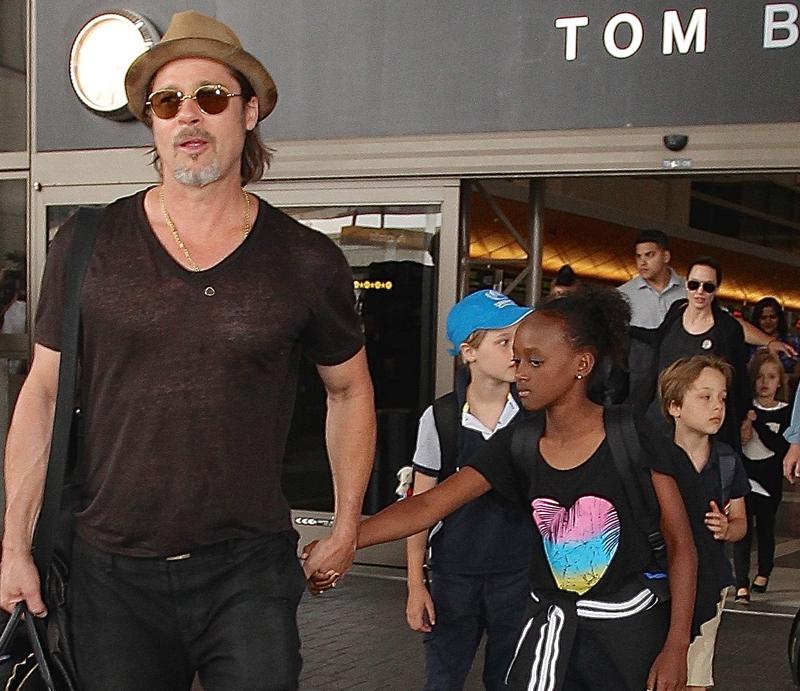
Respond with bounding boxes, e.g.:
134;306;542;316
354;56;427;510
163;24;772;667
0;559;77;691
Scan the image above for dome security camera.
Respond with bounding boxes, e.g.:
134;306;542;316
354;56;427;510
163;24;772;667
663;134;689;152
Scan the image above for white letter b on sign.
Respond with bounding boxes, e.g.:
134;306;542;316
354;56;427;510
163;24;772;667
764;3;799;48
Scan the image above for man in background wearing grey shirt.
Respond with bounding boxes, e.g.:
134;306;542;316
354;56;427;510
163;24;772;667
618;229;683;329
618;229;683;401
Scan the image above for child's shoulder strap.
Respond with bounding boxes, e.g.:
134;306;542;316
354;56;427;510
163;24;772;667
432;391;460;480
510;412;545;465
603;405;667;568
714;440;738;507
606;406;724;638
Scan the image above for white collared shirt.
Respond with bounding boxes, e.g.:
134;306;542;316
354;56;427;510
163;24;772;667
412;394;519;473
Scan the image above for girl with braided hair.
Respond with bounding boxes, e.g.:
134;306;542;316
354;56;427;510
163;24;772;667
305;285;706;691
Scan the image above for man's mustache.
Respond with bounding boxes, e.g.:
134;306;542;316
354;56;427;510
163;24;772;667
173;128;216;147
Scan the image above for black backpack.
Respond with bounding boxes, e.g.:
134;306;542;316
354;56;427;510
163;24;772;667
509;404;722;637
432;391;461;481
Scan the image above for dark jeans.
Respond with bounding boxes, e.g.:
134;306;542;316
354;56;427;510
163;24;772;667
423;569;528;691
69;532;306;691
734;492;778;588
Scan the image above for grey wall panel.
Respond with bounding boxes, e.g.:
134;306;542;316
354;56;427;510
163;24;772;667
37;1;800;151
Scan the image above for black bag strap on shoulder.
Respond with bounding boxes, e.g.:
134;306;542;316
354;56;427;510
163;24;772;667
715;441;738;508
509;412;545;468
432;391;460;480
33;207;102;582
603;405;667;570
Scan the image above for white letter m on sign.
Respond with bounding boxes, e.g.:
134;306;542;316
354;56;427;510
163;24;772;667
663;9;708;55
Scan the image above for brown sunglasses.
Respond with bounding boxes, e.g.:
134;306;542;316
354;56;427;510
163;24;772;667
145;84;242;120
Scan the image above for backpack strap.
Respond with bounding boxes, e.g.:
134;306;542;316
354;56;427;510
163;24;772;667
510;412;545;468
715;441;738;508
432;391;460;480
603;405;667;571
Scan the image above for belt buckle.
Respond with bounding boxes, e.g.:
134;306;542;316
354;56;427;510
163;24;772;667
165;552;192;561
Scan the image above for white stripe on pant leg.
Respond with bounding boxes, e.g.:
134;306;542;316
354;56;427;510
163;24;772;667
527;619;548;689
505;617;535;685
527;606;564;691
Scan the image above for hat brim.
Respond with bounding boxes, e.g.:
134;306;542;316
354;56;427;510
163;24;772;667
125;37;277;122
447;306;533;356
475;306;534;335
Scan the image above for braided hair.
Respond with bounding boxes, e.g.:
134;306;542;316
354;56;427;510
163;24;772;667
536;284;631;405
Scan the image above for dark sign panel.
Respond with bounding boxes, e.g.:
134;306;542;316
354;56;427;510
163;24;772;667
37;1;800;150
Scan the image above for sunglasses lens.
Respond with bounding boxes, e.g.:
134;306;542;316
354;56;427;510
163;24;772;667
195;86;230;115
150;91;181;119
688;280;716;293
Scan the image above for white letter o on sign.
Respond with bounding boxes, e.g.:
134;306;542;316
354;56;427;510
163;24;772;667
604;12;644;58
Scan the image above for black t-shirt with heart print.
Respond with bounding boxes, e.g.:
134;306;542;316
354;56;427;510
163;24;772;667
467;429;672;598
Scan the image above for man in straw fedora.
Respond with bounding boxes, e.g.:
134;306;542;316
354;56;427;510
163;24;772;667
0;10;375;689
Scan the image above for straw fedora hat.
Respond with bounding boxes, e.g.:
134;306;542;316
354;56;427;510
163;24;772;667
125;11;277;123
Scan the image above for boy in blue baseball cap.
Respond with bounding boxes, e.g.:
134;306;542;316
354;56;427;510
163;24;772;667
406;289;533;690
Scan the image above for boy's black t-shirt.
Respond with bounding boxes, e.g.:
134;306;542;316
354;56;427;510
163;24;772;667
698;440;750;512
467;428;672;597
696;440;750;588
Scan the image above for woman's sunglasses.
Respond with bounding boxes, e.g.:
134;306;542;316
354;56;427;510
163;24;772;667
145;84;242;120
687;279;717;294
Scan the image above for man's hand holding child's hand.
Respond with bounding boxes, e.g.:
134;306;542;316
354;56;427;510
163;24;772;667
300;540;340;595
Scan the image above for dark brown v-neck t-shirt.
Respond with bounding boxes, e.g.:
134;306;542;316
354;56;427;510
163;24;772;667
35;189;364;557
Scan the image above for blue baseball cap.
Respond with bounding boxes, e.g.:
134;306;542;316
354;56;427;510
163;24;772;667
446;289;533;356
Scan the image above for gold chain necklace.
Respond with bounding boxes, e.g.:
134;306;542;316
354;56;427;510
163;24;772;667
158;186;251;272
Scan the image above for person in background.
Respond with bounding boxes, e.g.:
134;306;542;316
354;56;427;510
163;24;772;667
748;296;800;390
658;355;748;691
0;263;26;335
632;256;752;450
783;393;800;483
733;351;791;602
618;229;685;330
407;289;532;691
549;264;580;297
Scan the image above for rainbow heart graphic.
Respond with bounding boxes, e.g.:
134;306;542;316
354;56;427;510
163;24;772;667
532;495;620;595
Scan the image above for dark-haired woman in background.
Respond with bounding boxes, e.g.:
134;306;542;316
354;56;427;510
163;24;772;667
748;296;800;392
632;257;752;451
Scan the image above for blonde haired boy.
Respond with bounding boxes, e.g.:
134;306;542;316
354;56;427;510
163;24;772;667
659;354;749;690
